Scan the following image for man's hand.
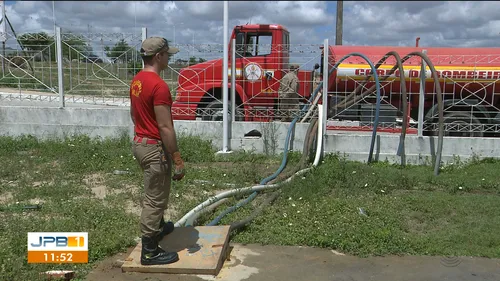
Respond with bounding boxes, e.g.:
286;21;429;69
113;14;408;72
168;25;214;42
172;151;185;181
155;104;183;181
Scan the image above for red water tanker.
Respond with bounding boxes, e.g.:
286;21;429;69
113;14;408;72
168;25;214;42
171;24;500;137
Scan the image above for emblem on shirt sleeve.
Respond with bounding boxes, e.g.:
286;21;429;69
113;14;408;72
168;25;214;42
131;80;142;97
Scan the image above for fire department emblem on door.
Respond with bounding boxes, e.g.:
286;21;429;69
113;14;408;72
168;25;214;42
244;63;262;82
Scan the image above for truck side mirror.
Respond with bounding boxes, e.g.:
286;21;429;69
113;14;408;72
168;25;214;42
265;71;273;80
314;63;320;70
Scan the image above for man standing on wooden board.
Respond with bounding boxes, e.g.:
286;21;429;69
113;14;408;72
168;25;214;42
129;37;185;265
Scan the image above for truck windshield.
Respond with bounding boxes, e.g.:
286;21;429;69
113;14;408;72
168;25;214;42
235;32;272;57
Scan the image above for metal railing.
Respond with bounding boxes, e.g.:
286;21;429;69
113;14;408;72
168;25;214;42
325;51;500;137
170;42;324;122
2;26;500;139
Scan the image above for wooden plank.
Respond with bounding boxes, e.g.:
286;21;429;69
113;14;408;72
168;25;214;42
121;225;231;275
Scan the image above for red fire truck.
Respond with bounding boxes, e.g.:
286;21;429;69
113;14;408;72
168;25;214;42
171;24;500;137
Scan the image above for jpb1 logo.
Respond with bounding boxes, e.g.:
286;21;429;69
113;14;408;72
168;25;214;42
30;236;85;248
27;232;88;264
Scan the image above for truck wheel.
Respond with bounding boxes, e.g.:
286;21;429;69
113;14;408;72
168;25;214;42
440;112;484;137
202;100;243;121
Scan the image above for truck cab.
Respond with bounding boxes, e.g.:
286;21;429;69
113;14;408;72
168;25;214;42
171;24;316;121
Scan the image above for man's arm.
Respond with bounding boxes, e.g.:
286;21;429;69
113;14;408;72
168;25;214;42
130;106;136;125
154;104;179;155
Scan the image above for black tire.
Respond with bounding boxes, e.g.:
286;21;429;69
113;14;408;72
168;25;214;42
439;112;484;137
201;100;243;121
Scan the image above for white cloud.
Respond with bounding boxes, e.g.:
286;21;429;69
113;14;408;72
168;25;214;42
0;0;498;61
343;1;500;47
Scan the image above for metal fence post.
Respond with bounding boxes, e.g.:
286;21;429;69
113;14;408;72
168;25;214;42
141;27;147;69
222;0;229;152
418;49;427;137
56;27;64;108
322;39;329;157
231;38;236;137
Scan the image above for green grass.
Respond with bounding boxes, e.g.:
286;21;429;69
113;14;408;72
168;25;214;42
0;134;287;280
0;134;499;280
211;155;500;258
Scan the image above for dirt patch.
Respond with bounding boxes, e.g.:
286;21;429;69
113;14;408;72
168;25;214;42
32;181;54;187
81;172;183;220
0;179;17;188
28;198;45;205
83;173;108;199
83;173;106;186
0;192;13;204
177;190;200;201
165;204;178;219
125;201;142;217
121;184;137;193
91;186;108;199
83;173;134;199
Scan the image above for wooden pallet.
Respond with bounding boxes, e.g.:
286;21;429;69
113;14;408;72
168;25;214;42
121;225;231;275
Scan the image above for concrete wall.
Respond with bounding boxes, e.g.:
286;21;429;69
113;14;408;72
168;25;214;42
324;134;500;165
0;105;134;140
2;105;500;165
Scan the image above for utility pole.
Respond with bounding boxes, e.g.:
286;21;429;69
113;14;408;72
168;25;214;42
222;0;229;153
52;1;56;36
1;0;6;76
335;0;343;45
53;1;58;63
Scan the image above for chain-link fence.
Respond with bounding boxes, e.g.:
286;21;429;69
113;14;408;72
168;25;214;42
0;32;58;94
2;25;500;139
171;42;324;122
418;54;500;137
0;28;144;106
59;31;142;97
325;49;500;138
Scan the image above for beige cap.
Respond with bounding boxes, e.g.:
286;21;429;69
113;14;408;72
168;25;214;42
140;37;179;56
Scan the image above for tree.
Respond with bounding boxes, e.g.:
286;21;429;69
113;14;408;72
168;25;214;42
104;39;137;63
188;56;206;65
17;32;94;62
189;56;197;66
17;32;55;61
61;33;93;61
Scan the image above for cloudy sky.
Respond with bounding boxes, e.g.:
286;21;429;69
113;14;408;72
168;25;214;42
1;1;499;60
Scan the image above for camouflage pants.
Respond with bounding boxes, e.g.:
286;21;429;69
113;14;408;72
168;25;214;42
278;94;300;122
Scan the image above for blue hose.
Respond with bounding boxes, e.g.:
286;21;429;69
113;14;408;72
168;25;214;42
207;52;381;227
206;192;258;226
207;116;298;226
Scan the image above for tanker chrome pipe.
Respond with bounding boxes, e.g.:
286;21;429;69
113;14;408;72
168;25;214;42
329;51;409;166
407;51;444;176
331;51;444;174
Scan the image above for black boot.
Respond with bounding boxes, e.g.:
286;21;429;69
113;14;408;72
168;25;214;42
140;235;179;265
158;217;175;241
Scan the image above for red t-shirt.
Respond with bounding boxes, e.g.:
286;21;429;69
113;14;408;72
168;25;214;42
130;71;173;140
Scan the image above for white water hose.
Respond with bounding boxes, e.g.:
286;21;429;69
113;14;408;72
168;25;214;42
313;105;323;166
301;91;322;123
174;167;314;227
174;102;325;228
